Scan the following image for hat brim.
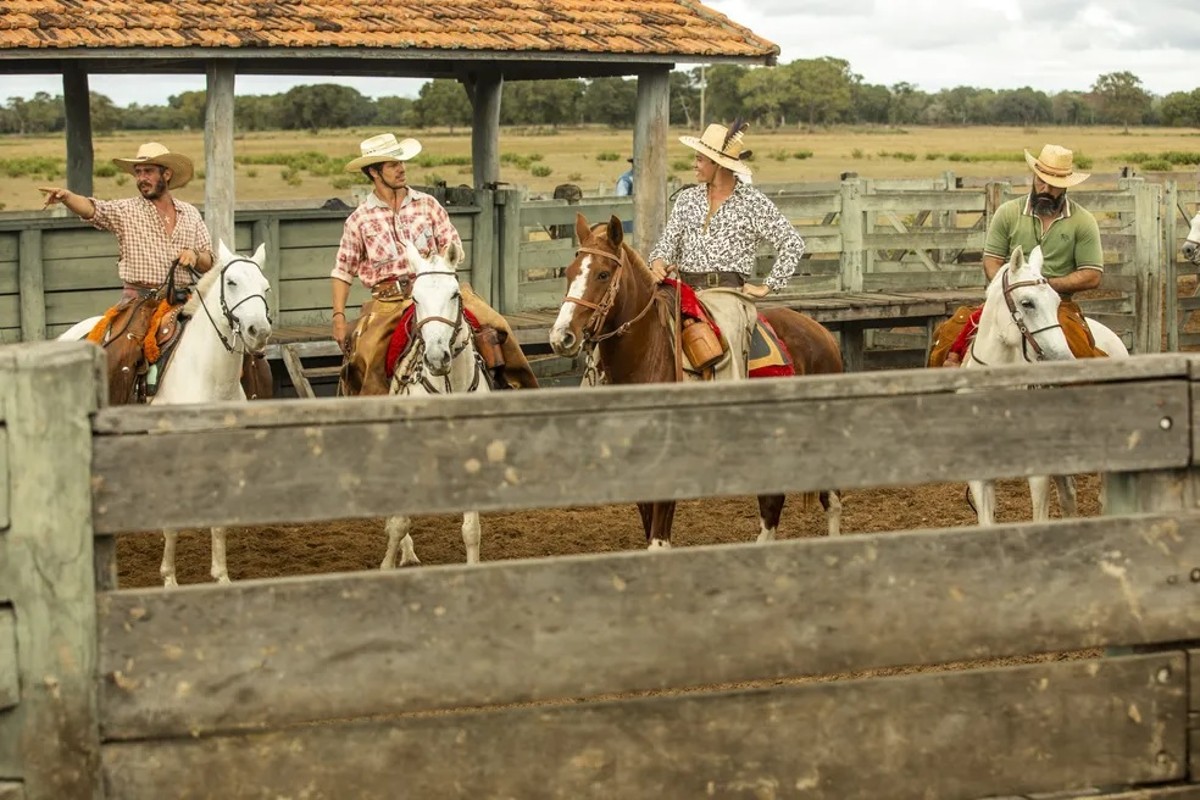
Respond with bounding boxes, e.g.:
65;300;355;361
1024;150;1089;188
112;154;194;189
679;135;752;176
345;138;423;172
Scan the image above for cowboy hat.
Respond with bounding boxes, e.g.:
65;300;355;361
112;142;194;189
345;132;423;172
1024;144;1090;188
679;121;752;176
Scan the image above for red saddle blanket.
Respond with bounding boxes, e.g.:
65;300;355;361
665;279;794;378
385;304;482;378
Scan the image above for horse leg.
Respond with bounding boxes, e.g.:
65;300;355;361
210;526;231;584
1053;475;1078;518
160;529;179;588
1029;476;1052;523
968;480;995;525
820;490;843;536
382;515;420;569
461;511;482;564
636;502;653;541
646;501;676;550
756;494;785;543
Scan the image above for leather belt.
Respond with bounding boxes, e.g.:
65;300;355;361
372;276;413;300
680;271;745;290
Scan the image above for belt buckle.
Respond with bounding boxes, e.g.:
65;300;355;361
705;273;719;288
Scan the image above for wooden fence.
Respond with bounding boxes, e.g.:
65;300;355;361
1;340;1199;798
0;176;1195;359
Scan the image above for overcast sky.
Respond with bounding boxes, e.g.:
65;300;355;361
6;0;1200;105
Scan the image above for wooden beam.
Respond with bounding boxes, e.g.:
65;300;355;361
100;654;1186;800
61;63;93;198
89;360;1192;532
468;73;502;189
0;608;16;712
97;512;1200;739
0;342;103;799
16;230;43;343
203;62;236;253
633;67;669;256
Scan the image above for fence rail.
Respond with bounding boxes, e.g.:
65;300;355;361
2;341;1200;798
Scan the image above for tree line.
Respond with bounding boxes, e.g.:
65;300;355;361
3;57;1199;135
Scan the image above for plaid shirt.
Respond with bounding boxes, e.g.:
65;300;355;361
331;189;462;288
649;182;805;292
90;196;211;287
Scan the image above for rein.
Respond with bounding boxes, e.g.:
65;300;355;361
972;267;1062;365
563;244;660;344
393;269;485;394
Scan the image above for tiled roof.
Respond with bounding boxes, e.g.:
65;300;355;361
0;0;779;61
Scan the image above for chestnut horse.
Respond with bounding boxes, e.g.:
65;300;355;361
549;213;843;549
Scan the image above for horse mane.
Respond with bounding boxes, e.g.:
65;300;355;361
182;265;221;316
587;222;676;330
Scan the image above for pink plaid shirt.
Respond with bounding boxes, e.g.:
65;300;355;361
90;196;211;287
330;189;462;288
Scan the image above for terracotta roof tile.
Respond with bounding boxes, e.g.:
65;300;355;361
0;0;778;60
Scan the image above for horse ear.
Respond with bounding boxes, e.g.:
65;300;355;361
1027;245;1045;276
216;240;234;266
403;239;425;270
607;215;623;247
1009;245;1025;271
438;241;464;268
574;212;591;244
251;243;266;267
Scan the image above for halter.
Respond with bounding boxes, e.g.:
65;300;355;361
971;266;1062;364
1181;203;1200;266
562;244;659;343
190;257;273;354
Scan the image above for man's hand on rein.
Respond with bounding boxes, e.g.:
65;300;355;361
649;260;674;284
743;283;771;298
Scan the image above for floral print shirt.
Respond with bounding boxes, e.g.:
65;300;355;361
648;182;805;292
331;189;462;288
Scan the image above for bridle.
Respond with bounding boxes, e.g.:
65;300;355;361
1181;203;1200;266
189;257;273;354
394;269;485;394
561;242;659;344
971;266;1062;364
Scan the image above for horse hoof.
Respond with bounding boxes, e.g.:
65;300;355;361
646;539;672;551
162;576;178;588
215;575;232;585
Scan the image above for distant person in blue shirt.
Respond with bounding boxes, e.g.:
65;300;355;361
615;158;634;196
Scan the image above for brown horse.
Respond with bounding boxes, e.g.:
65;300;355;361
549;212;843;549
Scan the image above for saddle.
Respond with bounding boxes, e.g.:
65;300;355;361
383;304;510;389
87;292;182;405
666;280;795;380
928;301;1106;367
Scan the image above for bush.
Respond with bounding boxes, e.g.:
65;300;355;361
671;159;692;171
530;164;552;177
93;163;118;178
851;148;864;160
330;175;353;190
568;172;583;181
793;150;813;160
596;152;621;162
1142;159;1173;171
1073;153;1093;170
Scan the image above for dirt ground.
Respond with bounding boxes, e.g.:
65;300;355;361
116;476;1101;588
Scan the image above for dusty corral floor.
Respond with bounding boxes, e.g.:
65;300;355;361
116;476;1101;588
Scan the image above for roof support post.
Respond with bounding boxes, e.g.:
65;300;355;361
633;67;670;256
62;63;94;198
204;62;236;252
469;73;503;188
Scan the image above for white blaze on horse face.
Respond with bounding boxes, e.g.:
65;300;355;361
222;255;273;353
549;254;592;355
1184;211;1200;263
409;244;461;374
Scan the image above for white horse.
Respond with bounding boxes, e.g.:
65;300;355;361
380;241;491;568
1182;210;1200;266
963;245;1128;525
59;241;273;585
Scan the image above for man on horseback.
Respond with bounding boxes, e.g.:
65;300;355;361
330;133;536;395
646;120;805;296
932;144;1105;367
39;142;225;403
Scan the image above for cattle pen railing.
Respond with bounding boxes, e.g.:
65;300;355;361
1;341;1199;799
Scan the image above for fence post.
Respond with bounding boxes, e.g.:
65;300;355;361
1122;178;1162;354
1163;180;1179;352
251;216;281;321
471;189;496;307
497;189;523;315
839;178;864;293
17;230;45;343
0;342;104;799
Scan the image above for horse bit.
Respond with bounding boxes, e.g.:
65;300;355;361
392;270;486;394
187;257;273;354
971;267;1062;364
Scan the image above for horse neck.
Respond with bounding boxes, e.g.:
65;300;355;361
597;248;676;384
971;286;1024;366
159;287;242;402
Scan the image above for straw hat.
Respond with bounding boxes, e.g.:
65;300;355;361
112;142;194;189
345;132;422;172
679;121;752;176
1024;144;1090;188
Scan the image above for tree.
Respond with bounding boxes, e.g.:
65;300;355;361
578;77;637;127
888;82;928;125
373;96;416;128
279;84;374;133
670;71;700;127
1159;89;1200;128
738;67;787;127
411;79;471;131
1091;71;1151;131
702;64;748;125
851;83;890;124
783;57;855;125
167;90;207;130
992;87;1052;126
1050;91;1094;126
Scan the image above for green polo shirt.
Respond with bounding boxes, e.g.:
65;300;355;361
983;196;1103;278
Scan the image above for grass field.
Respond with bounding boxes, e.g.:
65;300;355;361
2;124;1200;212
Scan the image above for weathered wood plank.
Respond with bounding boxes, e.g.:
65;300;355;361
17;231;45;342
280;344;314;400
0;342;102;799
0;426;7;531
0;782;25;800
98;513;1200;738
863;230;983;250
522;199;633;228
91;372;1188;530
0;608;15;711
859;191;986;213
100;654;1186;800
